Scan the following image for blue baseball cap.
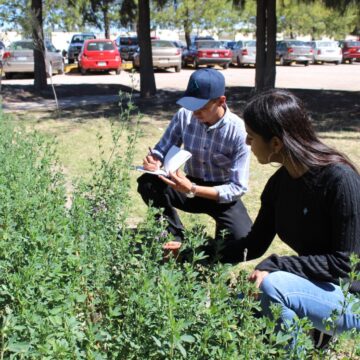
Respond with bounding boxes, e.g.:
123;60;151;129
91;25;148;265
176;69;225;111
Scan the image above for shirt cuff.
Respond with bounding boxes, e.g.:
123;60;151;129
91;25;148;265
214;184;244;203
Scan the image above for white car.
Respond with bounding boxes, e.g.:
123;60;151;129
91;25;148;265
231;40;256;67
310;40;342;65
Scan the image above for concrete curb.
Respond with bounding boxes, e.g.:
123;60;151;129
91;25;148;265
2;94;121;112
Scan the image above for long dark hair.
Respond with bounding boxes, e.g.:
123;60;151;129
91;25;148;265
243;89;358;173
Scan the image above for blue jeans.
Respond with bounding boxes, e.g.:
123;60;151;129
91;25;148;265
259;271;360;335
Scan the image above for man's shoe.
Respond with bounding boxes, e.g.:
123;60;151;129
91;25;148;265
312;329;334;350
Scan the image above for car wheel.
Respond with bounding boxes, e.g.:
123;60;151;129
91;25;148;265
304;61;309;66
193;59;200;69
115;68;121;75
175;65;181;72
58;61;65;75
80;67;87;75
222;63;229;69
4;72;13;79
334;61;340;65
132;61;139;71
237;57;243;68
348;59;353;64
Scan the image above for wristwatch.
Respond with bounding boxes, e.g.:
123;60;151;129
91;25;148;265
186;183;197;198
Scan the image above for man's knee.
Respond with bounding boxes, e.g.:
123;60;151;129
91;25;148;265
137;174;151;196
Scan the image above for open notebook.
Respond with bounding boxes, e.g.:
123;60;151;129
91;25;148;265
136;145;192;176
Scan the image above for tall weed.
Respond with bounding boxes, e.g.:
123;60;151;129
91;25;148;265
0;101;356;359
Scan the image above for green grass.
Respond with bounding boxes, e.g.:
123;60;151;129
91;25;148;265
4;106;360;358
10;111;360;266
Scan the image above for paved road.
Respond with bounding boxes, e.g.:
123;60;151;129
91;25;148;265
2;63;359;111
3;62;360;92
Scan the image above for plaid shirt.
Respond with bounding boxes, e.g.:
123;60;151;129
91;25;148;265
152;106;250;203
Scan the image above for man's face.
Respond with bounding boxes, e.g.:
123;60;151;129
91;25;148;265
193;99;219;125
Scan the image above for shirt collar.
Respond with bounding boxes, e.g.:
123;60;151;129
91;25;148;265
206;105;229;130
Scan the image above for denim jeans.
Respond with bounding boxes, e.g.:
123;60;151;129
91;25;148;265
259;271;360;335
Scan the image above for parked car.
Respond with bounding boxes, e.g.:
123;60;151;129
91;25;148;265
170;40;186;54
78;39;121;75
276;40;313;66
309;40;342;65
231;40;256;67
115;36;138;61
133;39;181;72
340;40;360;64
0;41;5;60
67;33;96;64
182;40;232;69
2;39;64;79
220;40;236;49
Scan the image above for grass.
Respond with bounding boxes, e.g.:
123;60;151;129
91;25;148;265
4;102;360;358
9;110;360;267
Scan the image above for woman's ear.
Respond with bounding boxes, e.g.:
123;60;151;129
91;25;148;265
270;136;284;154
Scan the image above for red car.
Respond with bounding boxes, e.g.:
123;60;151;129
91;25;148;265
78;39;122;75
182;40;232;69
340;40;360;64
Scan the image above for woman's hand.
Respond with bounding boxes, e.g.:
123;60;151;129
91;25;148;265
159;170;193;194
143;154;162;171
248;269;270;289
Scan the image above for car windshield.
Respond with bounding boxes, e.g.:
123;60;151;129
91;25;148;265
86;41;115;51
286;41;308;46
120;37;138;45
244;41;256;47
152;40;175;48
317;41;338;47
10;41;34;50
72;35;94;43
196;41;226;49
45;43;57;52
346;41;360;47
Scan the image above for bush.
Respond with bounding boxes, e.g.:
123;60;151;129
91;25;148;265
0;105;330;359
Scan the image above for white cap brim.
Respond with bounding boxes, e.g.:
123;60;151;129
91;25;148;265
176;97;209;111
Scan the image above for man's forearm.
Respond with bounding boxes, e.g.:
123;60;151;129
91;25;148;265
193;185;219;201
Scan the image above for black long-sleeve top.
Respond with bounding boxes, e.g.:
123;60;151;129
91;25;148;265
218;163;360;293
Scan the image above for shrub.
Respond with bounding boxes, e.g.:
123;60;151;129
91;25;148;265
0;102;348;359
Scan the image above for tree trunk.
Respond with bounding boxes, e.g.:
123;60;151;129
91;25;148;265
103;6;110;39
138;0;156;98
255;0;276;92
31;0;47;91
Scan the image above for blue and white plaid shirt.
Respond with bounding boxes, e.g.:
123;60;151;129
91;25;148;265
152;106;250;203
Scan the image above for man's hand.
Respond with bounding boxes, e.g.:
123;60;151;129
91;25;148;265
159;170;193;194
143;154;162;171
248;269;270;289
163;241;182;262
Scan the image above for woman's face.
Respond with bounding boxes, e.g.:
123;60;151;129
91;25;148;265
245;125;273;164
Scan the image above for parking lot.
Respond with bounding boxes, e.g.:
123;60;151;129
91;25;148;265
2;62;360;92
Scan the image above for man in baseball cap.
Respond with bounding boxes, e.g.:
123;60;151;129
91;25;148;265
137;68;252;255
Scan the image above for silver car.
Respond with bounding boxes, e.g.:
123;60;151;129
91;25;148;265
133;40;181;72
231;40;256;67
276;40;313;66
310;40;342;65
2;39;64;79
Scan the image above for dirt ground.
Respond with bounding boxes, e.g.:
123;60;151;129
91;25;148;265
1;83;359;132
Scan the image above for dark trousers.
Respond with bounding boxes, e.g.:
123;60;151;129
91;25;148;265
137;173;252;242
